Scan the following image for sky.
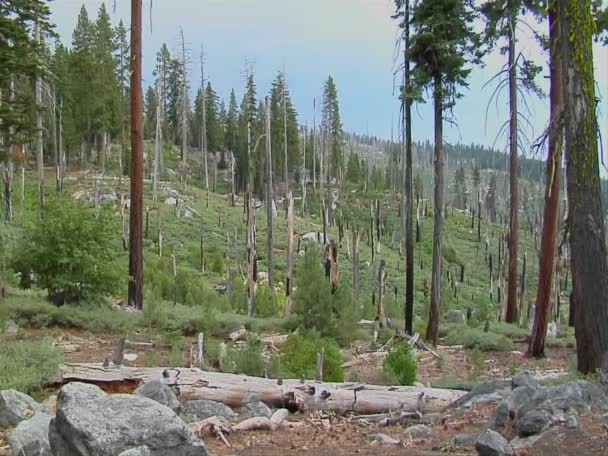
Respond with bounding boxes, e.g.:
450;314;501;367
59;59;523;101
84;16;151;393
50;0;607;161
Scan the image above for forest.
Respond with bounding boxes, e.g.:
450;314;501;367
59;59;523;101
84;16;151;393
1;1;608;455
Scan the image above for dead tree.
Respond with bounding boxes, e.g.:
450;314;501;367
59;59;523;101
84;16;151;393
153;76;162;204
35;22;44;213
284;192;294;318
324;241;339;291
199;214;205;273
264;98;275;297
177;27;190;182
246;192;257;317
128;0;144;310
377;259;388;327
352;227;360;309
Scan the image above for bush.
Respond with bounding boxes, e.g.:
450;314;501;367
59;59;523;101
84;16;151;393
444;326;513;352
280;334;344;382
0;341;63;394
12;196;122;305
383;342;417;385
222;337;266;377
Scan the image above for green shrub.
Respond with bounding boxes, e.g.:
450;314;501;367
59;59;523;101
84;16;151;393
383;342;417;386
0;341;63;394
469;346;485;380
280;334;344;382
444;326;513;352
255;286;279;318
492;322;529;339
442;242;463;266
222;337;266;377
12;196;123;305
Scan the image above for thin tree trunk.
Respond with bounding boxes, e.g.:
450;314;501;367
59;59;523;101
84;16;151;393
559;0;608;374
313;99;317;194
377;259;387;327
201;45;208;191
505;9;519;324
200;214;205;273
265;99;275;297
283;70;289;189
302;126;307;215
246;191;257;317
353;227;360;310
35;22;44;214
284;191;294;318
128;0;144;310
528;5;563;358
153;77;161;204
426;76;443;345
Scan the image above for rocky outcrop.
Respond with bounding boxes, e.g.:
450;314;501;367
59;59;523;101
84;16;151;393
48;382;208;456
0;390;48;428
134;380;181;414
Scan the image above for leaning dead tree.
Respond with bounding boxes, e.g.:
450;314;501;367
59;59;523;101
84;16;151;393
528;3;563;358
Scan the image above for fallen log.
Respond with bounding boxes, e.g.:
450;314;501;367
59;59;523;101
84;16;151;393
56;363;466;415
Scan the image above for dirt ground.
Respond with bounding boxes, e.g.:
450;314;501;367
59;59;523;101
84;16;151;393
3;329;601;456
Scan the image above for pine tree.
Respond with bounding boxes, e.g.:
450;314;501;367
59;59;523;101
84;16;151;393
225;89;239;156
205;82;222;153
114;19;129;178
321;76;343;184
144;85;158;139
409;0;482;344
452;164;466;209
237;74;257;193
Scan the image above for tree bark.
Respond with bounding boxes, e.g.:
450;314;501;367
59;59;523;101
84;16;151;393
201;45;208;191
352;227;360;310
377;259;387;327
528;5;563;358
128;0;144;310
265;100;275;297
426;76;443;345
284;191;294;318
246;191;257;317
505;6;519;324
153;77;162;204
35;22;44;214
560;0;608;374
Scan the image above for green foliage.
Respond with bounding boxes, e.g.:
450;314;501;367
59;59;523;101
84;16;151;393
280;334;344;382
12;196;122;305
255;285;279;318
442;242;463;266
383;342;417;386
222;336;266;377
469;346;485;380
0;340;62;394
444;325;513;352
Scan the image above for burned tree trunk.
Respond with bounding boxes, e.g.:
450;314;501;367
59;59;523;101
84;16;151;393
426;76;443;345
128;0;144;310
284;192;294;318
528;4;564;358
265;99;275;297
377;260;388;328
505;7;519;324
352;227;360;310
246;192;257;317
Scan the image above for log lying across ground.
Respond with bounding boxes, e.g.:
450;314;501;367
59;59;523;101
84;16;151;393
56;363;466;415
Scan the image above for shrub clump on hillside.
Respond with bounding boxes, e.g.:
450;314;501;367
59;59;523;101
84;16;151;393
12;196;122;305
383;341;417;385
0;341;63;394
444;326;513;352
280;334;344;382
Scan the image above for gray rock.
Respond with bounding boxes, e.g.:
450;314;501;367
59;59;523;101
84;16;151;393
182;400;235;423
511;371;540;391
8;412;52;456
454;380;510;408
0;390;48;428
564;415;578;429
453;433;476;448
516;409;551;437
402;424;431;438
494;386;537;429
510;434;543;450
243;400;272;418
445;310;466;324
117;447;151;456
475;429;513;456
5;319;19;335
48;382;208;456
134;380;181;414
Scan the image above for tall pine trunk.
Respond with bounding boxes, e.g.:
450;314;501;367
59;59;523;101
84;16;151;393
402;0;414;335
35;22;44;213
528;5;563;357
505;8;519;323
128;0;144;310
426;76;443;345
265;99;275;297
560;0;608;374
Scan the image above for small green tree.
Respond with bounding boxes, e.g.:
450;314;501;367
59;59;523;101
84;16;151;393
383;341;417;385
13;196;122;305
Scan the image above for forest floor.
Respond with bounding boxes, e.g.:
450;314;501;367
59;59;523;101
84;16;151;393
2;327;600;456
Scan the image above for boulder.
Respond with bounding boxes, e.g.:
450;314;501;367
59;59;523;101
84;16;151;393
511;371;540;391
371;433;400;445
5;319;19;335
242;398;272;418
117;448;151;456
475;429;513;456
182;400;236;423
134;380;181;414
453;433;477;448
402;424;431;439
494;386;537;429
8;412;52;456
48;382;208;456
454;380;510;408
0;390;48;428
516;409;551;437
445;309;466;324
